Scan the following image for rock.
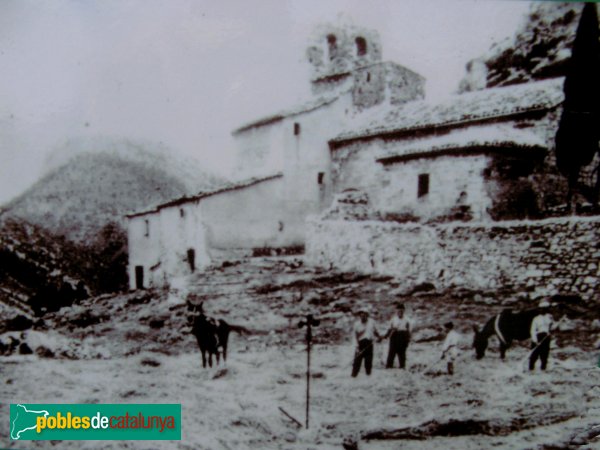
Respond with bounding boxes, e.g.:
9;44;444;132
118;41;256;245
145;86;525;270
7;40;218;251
140;358;161;367
19;342;33;355
556;315;576;331
3;315;34;332
591;319;600;331
36;346;55;358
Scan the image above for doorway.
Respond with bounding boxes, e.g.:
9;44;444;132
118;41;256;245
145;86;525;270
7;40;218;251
135;266;144;289
187;249;196;273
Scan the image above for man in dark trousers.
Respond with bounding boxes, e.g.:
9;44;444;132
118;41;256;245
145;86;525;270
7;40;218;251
529;299;554;371
352;308;381;377
383;303;412;369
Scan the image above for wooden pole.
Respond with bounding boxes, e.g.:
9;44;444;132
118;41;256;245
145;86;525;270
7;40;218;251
306;322;311;429
298;313;319;429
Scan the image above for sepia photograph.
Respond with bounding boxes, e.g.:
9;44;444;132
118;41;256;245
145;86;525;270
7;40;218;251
1;1;600;448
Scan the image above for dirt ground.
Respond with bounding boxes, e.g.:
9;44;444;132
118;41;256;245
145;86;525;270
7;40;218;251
2;257;600;449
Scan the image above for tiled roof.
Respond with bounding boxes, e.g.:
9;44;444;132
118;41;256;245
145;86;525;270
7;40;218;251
126;173;283;218
332;77;564;144
376;125;547;164
232;94;341;135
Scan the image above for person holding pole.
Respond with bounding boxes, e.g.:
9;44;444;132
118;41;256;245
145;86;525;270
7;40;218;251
383;302;412;369
352;307;382;377
529;299;554;371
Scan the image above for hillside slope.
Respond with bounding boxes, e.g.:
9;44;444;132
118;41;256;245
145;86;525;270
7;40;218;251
2;257;598;448
459;2;595;90
2;138;225;243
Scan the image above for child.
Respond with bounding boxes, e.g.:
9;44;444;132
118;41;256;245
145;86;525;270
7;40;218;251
441;321;460;375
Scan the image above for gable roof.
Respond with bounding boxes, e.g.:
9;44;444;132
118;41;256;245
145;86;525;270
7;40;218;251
126;173;283;218
331;77;564;145
232;94;341;135
376;125;548;164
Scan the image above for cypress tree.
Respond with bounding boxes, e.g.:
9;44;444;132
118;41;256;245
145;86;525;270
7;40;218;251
555;3;600;210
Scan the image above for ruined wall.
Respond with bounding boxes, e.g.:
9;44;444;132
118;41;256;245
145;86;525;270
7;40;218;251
306;216;600;300
352;62;426;110
387;64;427;106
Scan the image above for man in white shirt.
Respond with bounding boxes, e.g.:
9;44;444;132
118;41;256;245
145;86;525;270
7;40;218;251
383;303;412;369
441;321;461;375
529;299;554;371
352;308;381;377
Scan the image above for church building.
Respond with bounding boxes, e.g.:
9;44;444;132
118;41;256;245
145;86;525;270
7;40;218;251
126;22;571;289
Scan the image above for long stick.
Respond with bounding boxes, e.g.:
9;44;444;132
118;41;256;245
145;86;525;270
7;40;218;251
278;407;302;428
306;330;311;429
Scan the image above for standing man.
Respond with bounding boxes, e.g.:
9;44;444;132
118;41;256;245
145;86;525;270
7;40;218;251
383;303;412;369
352;307;381;377
529;299;554;371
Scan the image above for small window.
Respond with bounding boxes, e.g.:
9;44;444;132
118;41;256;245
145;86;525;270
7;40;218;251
317;172;325;185
180;208;185;218
355;37;367;56
418;174;429;198
144;219;150;237
366;72;371;82
327;34;337;60
294;122;300;135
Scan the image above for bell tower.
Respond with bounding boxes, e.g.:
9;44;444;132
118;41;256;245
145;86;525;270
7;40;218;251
306;23;425;109
306;24;383;96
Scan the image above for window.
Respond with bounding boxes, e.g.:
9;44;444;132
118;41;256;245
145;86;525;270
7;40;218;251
418;174;429;198
317;172;325;185
355;37;367;56
367;72;371;82
327;34;337;60
294;122;300;135
144;219;149;237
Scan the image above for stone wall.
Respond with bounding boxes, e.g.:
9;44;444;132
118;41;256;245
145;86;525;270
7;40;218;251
329;110;577;222
352;62;425;110
306;216;600;300
306;24;383;85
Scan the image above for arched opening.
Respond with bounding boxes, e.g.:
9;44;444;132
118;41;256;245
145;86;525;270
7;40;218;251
355;36;367;56
327;34;337;61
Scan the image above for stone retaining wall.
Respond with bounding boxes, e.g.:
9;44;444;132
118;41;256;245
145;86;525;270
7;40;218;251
305;216;600;300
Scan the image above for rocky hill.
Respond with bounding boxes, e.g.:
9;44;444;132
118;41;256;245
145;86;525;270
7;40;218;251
0;138;226;315
459;2;595;91
2;138;226;243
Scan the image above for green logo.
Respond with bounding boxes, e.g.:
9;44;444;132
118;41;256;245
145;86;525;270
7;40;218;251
10;404;181;440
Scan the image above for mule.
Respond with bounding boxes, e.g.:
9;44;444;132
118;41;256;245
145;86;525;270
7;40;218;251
472;308;540;360
188;302;231;368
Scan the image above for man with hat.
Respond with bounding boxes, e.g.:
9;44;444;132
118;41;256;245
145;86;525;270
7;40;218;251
352;307;382;377
382;302;413;369
529;299;554;371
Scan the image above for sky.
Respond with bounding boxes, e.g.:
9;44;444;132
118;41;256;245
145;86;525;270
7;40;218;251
0;0;532;205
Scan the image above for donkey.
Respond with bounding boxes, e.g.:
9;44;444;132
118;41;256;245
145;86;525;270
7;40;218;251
188;302;231;368
472;308;540;360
